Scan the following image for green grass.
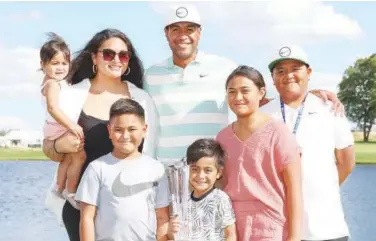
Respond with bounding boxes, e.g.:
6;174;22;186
0;148;47;160
354;141;376;164
0;142;375;163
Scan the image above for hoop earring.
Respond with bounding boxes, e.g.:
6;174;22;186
124;67;130;76
92;64;97;74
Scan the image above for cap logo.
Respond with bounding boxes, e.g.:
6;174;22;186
176;7;188;18
279;46;291;57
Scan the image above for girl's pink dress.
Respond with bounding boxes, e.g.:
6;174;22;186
41;79;70;140
216;119;300;241
43;122;68;140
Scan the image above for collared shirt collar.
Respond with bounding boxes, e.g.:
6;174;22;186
167;50;204;69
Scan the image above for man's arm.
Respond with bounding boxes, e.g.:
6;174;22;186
309;89;345;115
332;111;356;185
80;202;96;241
335;146;355;185
156;206;170;241
224;224;237;241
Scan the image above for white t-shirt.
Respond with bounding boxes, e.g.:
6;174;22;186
188;188;235;241
44;80;160;225
76;153;170;241
261;93;354;240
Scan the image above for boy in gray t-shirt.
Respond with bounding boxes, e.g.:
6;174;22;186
167;139;237;241
76;98;170;241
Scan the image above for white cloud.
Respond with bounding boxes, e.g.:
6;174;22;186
5;10;42;22
0;46;43;100
150;1;363;48
309;72;343;93
150;2;349;96
0;116;30;130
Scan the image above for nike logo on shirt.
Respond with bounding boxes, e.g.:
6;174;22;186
111;172;158;198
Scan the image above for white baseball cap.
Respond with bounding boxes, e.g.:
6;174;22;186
164;4;201;28
268;45;310;72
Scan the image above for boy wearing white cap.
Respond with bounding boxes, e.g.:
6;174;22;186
261;46;355;241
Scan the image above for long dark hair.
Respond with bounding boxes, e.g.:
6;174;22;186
67;28;144;88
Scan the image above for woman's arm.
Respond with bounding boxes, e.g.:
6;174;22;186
43;133;84;162
282;158;302;241
80;202;96;241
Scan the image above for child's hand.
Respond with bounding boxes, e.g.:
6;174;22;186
69;124;84;140
168;215;180;234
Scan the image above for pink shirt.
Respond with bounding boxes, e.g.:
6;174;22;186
216;119;300;241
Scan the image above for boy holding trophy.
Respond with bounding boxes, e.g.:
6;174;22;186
167;138;237;241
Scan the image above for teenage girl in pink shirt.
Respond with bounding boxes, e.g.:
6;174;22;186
216;65;302;241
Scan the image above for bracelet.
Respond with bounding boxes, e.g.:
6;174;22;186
53;139;64;155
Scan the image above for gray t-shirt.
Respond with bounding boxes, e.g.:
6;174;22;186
76;153;170;241
188;188;236;241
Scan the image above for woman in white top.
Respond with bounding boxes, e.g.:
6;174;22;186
42;28;159;241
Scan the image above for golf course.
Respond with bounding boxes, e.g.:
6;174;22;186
0;133;374;163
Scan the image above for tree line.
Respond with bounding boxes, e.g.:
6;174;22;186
338;53;376;142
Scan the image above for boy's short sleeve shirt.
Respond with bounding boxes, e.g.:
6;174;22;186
76;153;170;241
188;188;235;241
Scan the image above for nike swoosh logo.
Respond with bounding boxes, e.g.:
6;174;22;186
111;171;158;198
200;72;209;78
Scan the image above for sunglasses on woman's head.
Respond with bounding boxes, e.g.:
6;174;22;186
98;49;130;63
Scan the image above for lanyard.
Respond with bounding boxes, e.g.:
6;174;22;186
280;95;307;135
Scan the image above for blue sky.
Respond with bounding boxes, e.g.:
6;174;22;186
0;1;375;130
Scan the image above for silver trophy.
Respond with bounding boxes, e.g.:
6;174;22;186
167;158;191;241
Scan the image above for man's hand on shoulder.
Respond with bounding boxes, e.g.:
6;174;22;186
309;89;345;116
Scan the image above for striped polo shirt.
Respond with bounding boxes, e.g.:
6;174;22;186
144;51;237;165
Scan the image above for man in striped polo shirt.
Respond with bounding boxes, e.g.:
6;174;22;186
144;4;237;166
144;4;344;166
